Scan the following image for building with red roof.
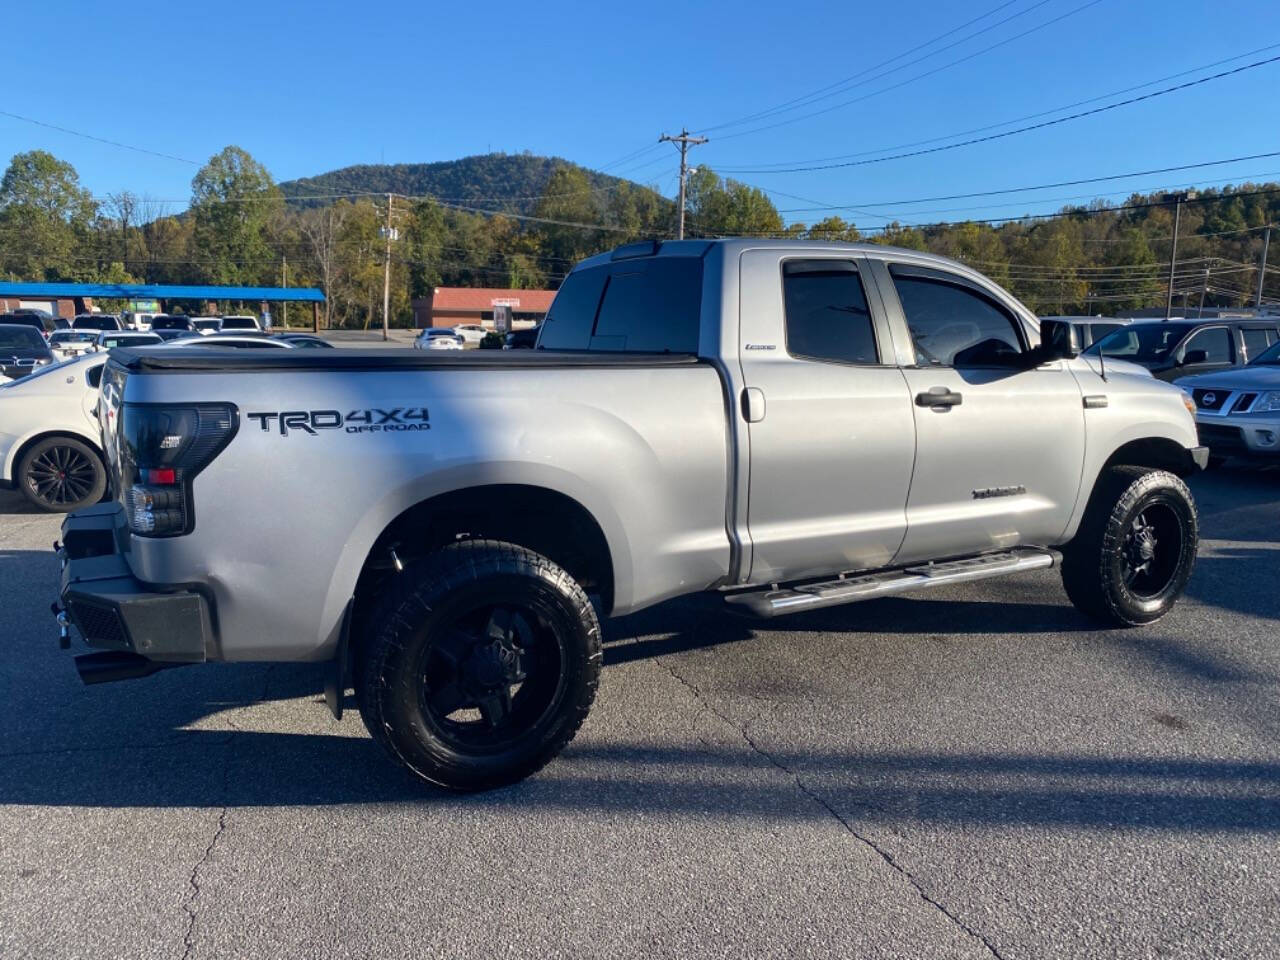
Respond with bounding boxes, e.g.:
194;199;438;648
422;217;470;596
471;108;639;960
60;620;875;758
412;287;556;329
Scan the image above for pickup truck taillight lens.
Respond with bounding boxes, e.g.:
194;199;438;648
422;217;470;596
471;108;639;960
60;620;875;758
119;403;238;537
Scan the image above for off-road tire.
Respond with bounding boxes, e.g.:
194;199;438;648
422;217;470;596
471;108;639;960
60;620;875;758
356;539;601;791
1061;466;1198;627
16;436;107;513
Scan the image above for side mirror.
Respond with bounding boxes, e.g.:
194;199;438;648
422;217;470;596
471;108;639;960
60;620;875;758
1035;319;1078;363
1182;349;1208;365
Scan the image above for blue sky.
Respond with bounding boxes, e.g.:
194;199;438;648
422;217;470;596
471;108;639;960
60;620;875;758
4;0;1280;229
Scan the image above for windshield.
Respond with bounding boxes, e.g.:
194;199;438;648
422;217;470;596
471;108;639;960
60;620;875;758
150;317;191;330
219;317;257;329
1084;322;1195;363
51;331;96;344
0;326;48;350
1250;340;1280;365
72;316;118;330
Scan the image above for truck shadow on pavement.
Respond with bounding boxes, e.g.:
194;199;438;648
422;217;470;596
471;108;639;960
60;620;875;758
1;711;1278;834
0;548;1275;826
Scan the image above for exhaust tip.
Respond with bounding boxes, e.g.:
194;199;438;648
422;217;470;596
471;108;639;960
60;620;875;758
74;651;182;685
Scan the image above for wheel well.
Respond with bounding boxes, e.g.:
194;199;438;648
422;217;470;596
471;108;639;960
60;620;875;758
9;431;104;479
1102;437;1198;477
352;484;614;632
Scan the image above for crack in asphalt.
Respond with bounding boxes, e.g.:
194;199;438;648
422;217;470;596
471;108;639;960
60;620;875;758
655;655;1007;960
178;665;274;960
181;809;228;960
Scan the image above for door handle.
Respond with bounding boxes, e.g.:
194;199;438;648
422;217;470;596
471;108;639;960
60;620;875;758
742;387;766;423
916;386;963;408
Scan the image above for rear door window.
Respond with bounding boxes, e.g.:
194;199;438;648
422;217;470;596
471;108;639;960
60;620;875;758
781;260;879;364
1242;328;1270;361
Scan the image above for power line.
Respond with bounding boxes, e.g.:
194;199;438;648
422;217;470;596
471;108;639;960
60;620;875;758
766;150;1280;212
0;110;201;165
719;42;1280;170
709;0;1106;143
716;53;1280;174
699;0;1034;134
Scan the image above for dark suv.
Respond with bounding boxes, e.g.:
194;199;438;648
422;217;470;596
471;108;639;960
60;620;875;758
0;323;56;379
1086;317;1280;381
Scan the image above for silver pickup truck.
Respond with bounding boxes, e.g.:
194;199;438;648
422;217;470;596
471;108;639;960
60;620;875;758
55;239;1208;790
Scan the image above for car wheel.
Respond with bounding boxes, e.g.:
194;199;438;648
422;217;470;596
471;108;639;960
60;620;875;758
1061;466;1198;627
356;539;601;791
16;437;107;513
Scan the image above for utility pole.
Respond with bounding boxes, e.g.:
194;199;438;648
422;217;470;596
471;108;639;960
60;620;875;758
660;128;708;240
281;253;288;329
1165;190;1196;319
1198;266;1210;317
1256;226;1272;308
381;193;394;342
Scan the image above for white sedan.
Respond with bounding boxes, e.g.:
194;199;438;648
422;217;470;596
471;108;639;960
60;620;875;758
452;324;489;345
48;330;99;359
0;353;109;512
414;328;465;351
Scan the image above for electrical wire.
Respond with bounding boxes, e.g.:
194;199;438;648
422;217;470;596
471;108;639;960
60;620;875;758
767;150;1280;212
716;42;1280;170
0;110;201;165
710;0;1106;143
716;53;1280;174
699;0;1036;133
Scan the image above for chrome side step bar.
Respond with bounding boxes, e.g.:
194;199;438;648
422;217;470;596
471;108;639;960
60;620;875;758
724;548;1058;618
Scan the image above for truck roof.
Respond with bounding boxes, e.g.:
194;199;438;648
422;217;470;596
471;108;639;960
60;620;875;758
578;237;987;277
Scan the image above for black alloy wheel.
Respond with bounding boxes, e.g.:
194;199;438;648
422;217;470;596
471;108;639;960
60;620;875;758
1062;466;1198;627
357;539;600;791
17;437;107;513
1119;504;1184;599
415;602;566;754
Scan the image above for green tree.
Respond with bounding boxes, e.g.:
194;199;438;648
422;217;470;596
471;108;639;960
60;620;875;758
806;216;860;243
190;146;282;285
686;168;783;237
0;150;96;279
534;164;609;266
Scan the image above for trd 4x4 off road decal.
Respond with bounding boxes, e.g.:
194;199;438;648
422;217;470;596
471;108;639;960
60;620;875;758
246;408;431;436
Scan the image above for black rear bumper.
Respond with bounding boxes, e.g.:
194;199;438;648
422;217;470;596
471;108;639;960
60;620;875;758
58;506;211;669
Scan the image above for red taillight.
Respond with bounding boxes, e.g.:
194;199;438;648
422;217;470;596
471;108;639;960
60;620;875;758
120;403;238;537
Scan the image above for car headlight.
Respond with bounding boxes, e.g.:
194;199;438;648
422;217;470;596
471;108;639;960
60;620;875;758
1254;391;1280;413
1179;389;1196;417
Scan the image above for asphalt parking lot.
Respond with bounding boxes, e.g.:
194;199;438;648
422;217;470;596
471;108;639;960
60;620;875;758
1;468;1278;960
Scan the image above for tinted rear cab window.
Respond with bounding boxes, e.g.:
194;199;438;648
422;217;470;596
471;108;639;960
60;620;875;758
782;260;878;364
538;256;703;353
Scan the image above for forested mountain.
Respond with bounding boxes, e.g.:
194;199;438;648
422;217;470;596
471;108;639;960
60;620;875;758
279;153;655;211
